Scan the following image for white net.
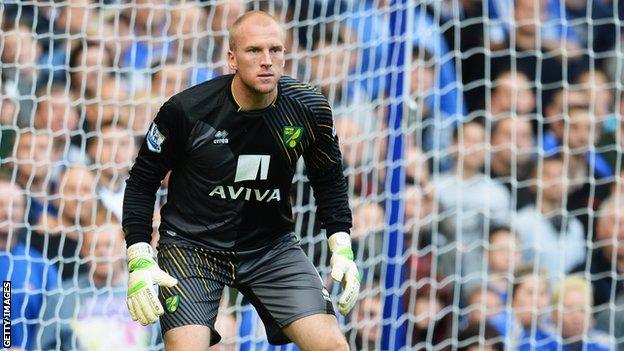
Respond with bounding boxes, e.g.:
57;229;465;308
1;0;623;350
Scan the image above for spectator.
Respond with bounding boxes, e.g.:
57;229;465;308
489;69;536;118
84;78;131;130
205;0;247;73
347;285;382;350
513;155;586;283
30;165;101;280
544;100;613;232
406;47;454;171
87;124;138;220
572;195;624;308
551;275;612;350
8;130;56;224
575;68;614;122
457;322;504;351
595;287;624;350
33;82;85;171
434;118;510;291
406;282;453;349
168;1;217;85
490;116;534;210
487;226;523;303
465;287;504;327
1;18;41;123
39;221;160;350
351;201;385;265
0;178;58;350
597;92;624;173
489;265;554;349
488;0;585;110
68;40;115;97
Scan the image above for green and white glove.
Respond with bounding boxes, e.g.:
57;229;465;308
126;242;178;325
328;232;361;316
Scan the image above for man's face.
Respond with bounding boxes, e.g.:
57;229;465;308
310;42;354;97
538;159;566;205
89;127;137;178
554;289;591;339
565;109;599;152
513;275;550;327
55;167;97;223
491;73;535;116
228;17;285;95
491;118;533;168
152;65;188;99
488;231;522;274
468;289;503;325
457;123;486;171
12;132;54;182
81;225;126;282
35;90;79;134
514;0;545;35
0;182;25;234
597;202;624;273
355;295;382;347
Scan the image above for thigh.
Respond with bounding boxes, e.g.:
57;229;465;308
157;243;233;347
237;235;334;345
282;314;347;351
164;325;212;351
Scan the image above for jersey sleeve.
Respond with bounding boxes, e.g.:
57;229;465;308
123;97;190;247
303;99;352;236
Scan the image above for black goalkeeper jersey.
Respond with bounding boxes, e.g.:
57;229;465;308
122;74;352;250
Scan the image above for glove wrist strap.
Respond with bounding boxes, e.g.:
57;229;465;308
127;242;154;262
328;232;351;253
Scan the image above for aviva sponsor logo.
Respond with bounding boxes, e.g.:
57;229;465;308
208;154;281;202
208;186;281;202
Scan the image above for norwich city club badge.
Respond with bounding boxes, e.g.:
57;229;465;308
165;295;179;313
282;126;303;148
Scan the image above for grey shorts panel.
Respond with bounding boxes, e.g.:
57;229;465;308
236;234;335;345
156;244;236;346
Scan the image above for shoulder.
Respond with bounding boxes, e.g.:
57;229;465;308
170;74;234;122
586;329;614;350
279;76;331;112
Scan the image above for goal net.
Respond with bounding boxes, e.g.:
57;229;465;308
1;0;623;350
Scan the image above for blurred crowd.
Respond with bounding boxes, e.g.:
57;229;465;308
1;0;624;350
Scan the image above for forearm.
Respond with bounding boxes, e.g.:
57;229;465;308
308;162;352;236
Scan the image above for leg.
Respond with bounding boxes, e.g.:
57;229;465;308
164;325;211;351
157;243;233;350
237;233;338;346
282;314;349;351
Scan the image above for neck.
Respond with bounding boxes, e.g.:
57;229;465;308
456;163;479;180
231;75;277;111
539;199;558;214
490;156;510;176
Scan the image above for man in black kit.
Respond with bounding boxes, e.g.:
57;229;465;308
122;11;359;351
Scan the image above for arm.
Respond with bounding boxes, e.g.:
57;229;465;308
122;98;188;325
303;100;358;316
302;101;352;236
122;97;189;246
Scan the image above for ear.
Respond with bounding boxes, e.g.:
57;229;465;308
227;50;237;72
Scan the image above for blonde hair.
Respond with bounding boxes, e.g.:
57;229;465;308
228;10;283;50
552;275;593;307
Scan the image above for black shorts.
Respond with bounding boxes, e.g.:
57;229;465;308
156;233;334;346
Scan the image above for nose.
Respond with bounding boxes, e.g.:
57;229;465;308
260;49;273;68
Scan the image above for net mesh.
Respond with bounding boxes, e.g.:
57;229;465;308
1;0;623;350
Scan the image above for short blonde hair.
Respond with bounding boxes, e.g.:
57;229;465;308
552;275;593;307
228;10;283;50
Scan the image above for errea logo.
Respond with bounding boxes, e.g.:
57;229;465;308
213;130;229;144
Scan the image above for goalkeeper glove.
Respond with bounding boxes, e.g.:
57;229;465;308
328;232;361;316
126;242;178;325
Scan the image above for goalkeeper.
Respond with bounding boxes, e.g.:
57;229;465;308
122;10;358;351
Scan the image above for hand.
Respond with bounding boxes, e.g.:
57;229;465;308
126;242;178;325
328;232;360;316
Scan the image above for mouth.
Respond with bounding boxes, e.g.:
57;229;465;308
258;73;274;78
